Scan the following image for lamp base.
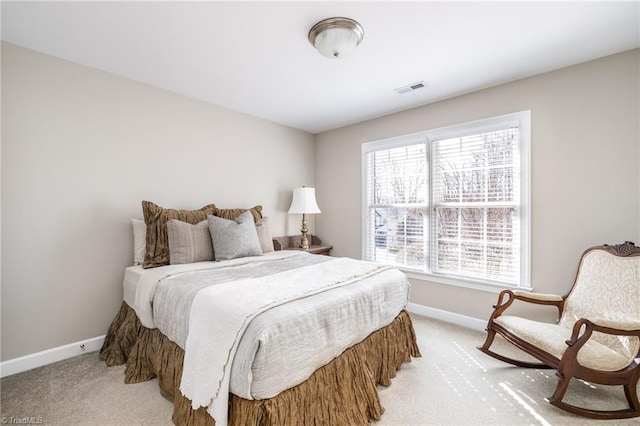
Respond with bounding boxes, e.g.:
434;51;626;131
300;213;309;250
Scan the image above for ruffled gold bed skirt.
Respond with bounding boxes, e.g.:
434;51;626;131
99;301;421;425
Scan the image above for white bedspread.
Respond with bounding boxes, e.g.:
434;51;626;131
121;252;410;425
180;257;393;426
123;251;299;328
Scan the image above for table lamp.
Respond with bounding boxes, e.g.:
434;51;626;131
288;187;321;250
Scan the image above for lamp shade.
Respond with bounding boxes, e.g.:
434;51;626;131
288;187;321;214
308;17;364;59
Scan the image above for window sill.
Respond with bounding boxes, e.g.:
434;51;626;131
400;268;533;294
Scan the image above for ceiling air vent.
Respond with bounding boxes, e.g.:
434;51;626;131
395;81;427;94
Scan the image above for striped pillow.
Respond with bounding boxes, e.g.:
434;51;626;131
255;217;274;253
166;219;214;264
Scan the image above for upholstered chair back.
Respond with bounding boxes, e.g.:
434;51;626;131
559;248;640;361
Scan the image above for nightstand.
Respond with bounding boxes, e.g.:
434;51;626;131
289;245;332;256
272;235;333;256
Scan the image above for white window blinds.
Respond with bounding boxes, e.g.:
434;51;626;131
431;127;520;285
363;143;427;269
362;111;530;289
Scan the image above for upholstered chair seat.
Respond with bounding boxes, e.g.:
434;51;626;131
494;316;634;372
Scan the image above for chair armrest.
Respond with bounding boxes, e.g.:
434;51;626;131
489;289;564;322
569;319;640;339
560;318;640;375
566;318;640;352
588;319;640;332
512;290;563;304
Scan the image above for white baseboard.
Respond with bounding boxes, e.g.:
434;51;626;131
0;335;105;378
406;302;487;332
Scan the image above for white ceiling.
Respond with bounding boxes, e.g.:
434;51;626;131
2;1;639;134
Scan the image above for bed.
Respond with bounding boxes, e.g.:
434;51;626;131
99;201;420;425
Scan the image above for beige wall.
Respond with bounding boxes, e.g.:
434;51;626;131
3;42;638;362
316;49;640;322
1;43;316;361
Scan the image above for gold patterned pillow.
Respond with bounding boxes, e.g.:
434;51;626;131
142;201;216;268
214;205;262;223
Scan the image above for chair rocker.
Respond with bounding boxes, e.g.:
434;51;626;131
478;241;640;419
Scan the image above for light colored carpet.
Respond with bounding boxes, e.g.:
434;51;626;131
1;314;638;425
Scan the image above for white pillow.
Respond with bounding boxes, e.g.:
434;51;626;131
255;217;274;253
131;218;146;265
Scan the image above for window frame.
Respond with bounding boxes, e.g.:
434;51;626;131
361;111;531;292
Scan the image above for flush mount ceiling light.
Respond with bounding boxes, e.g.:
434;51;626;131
308;17;364;59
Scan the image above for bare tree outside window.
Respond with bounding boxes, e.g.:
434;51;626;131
432;128;520;284
365;144;427;269
363;111;529;288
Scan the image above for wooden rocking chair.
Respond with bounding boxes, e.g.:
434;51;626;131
478;241;640;419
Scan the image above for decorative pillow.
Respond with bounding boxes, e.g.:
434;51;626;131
255;217;274;253
131;218;147;265
214;205;263;223
142;201;216;268
167;219;214;264
208;211;263;261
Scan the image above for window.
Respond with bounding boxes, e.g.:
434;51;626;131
362;111;530;289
